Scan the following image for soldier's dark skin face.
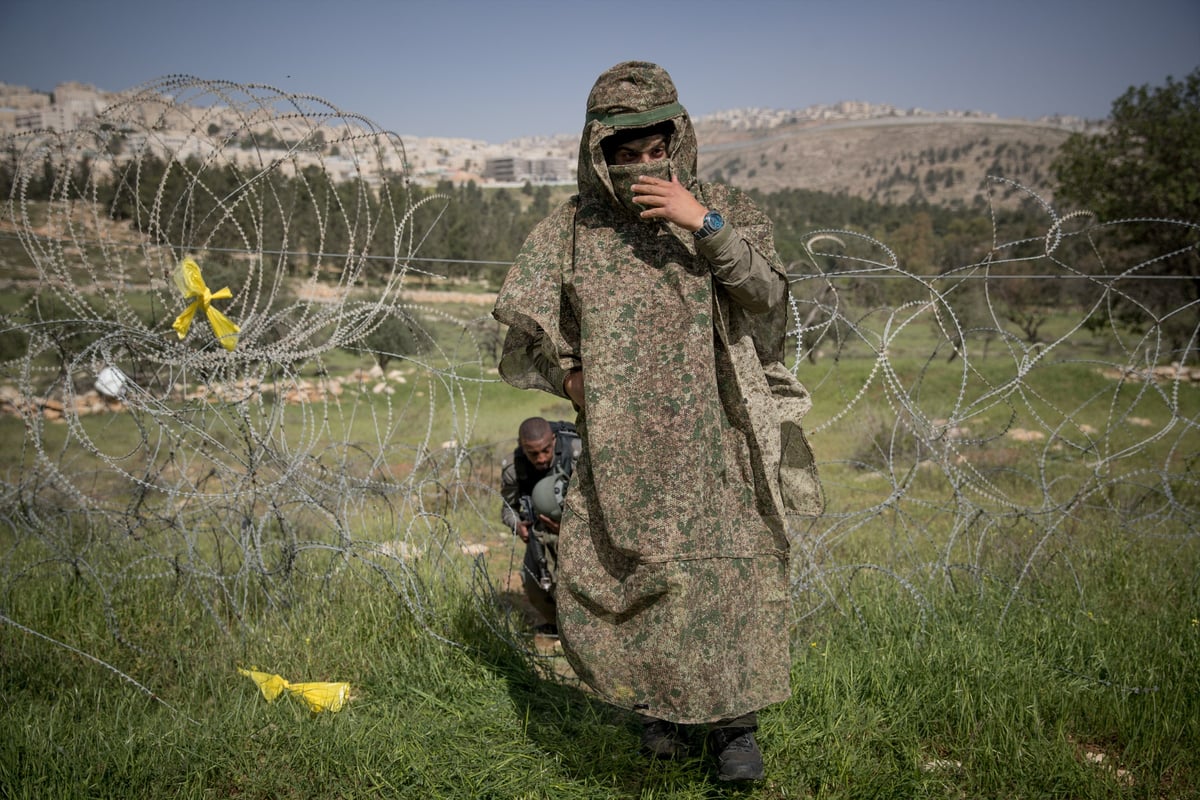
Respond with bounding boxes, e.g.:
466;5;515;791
609;133;669;165
520;432;556;471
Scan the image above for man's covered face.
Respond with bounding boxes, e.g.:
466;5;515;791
520;432;556;471
603;125;674;218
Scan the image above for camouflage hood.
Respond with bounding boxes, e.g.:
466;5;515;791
577;61;699;214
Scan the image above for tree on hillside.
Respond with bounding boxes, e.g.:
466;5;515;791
1054;68;1199;225
362;310;428;372
1051;68;1200;356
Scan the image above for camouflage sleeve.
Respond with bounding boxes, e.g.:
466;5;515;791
499;459;522;531
513;328;575;399
695;183;786;313
493;198;582;397
696;223;786;313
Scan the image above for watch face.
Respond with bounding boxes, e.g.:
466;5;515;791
695;210;725;239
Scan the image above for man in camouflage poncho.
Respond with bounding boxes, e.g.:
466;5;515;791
492;61;821;782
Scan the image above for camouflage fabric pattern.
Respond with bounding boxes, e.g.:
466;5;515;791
493;61;820;723
584;60;679;124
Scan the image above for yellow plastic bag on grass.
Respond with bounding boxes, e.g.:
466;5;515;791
237;668;289;702
286;681;350;713
172;257;240;351
238;667;350;713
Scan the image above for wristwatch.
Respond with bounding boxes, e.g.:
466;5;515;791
694;209;725;240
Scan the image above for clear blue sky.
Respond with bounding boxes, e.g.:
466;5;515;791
2;0;1197;142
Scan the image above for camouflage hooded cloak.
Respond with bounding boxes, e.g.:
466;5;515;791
492;61;821;724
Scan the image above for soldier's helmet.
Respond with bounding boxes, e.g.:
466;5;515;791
531;470;567;522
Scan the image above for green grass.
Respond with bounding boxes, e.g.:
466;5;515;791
2;287;1197;797
2;531;1196;799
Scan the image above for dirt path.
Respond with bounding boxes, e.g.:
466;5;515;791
402;289;498;306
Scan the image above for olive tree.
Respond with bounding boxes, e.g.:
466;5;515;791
1052;69;1200;355
362;311;427;372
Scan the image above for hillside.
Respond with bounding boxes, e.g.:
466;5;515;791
694;116;1077;208
1;79;1092;210
499;115;1084;209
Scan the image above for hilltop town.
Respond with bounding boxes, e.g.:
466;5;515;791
1;80;1101;193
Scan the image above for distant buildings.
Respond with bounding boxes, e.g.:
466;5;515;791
693;102;1100;135
0;82;109;135
0;80;580;188
481;155;573;184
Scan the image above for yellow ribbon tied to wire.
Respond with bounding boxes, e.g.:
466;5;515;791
172;257;240;351
238;667;350;713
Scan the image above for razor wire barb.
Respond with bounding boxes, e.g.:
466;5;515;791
0;77;1197;697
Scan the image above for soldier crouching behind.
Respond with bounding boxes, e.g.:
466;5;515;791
499;416;581;636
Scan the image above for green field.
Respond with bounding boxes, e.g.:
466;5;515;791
2;287;1198;798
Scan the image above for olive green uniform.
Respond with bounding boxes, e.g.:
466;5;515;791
499;426;582;624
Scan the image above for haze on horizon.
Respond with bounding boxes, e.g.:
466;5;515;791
1;0;1197;143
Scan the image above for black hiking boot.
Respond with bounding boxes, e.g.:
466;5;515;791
708;726;765;782
640;717;688;759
